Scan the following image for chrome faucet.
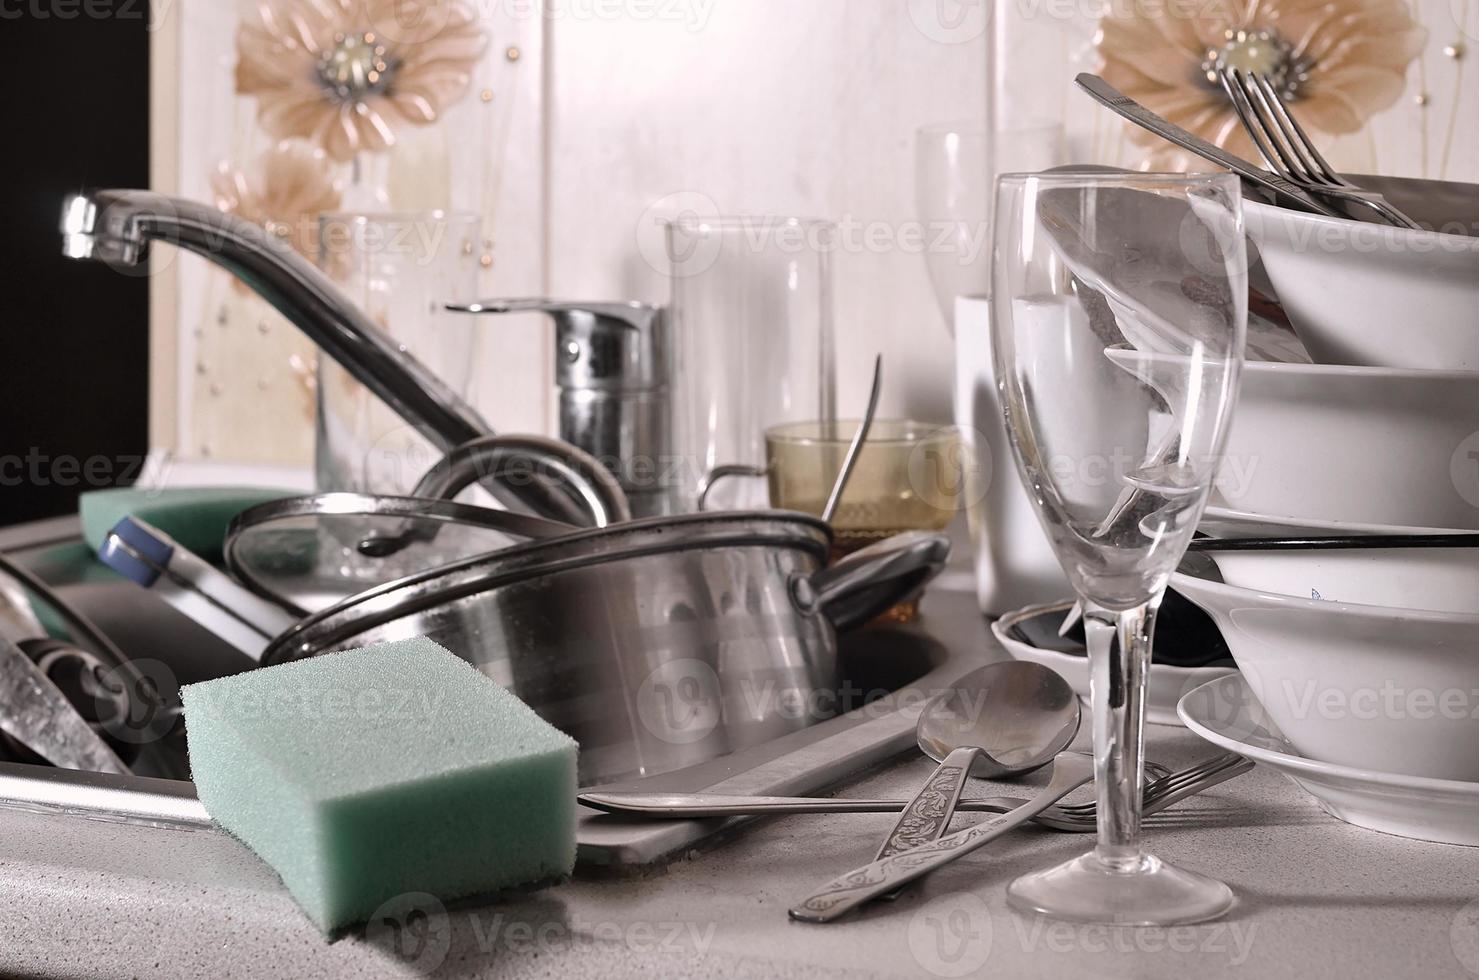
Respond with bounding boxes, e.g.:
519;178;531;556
62;189;491;452
59;189;587;521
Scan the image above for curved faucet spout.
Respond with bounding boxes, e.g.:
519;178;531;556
61;189;491;454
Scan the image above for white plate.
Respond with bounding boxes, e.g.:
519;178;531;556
1192;508;1479;615
992;599;1237;727
1198;506;1471;539
1179;674;1479;846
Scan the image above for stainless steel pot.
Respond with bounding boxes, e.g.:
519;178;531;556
261;513;949;785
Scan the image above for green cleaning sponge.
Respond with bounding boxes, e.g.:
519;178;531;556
181;638;578;933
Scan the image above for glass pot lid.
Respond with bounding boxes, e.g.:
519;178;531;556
223;493;577;616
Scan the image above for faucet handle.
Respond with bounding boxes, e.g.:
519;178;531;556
447;297;667;391
449;297;656;327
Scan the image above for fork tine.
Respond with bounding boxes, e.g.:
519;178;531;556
1141;753;1242;804
1217;69;1284;174
1053;753;1242;816
1227;69;1315;182
1142;755;1255;817
1251;73;1342;186
1245;72;1327;185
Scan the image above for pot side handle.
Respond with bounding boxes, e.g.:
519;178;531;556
801;531;952;633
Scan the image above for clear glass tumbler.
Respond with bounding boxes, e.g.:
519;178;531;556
990;171;1247;924
666;216;838;512
314;211;482;494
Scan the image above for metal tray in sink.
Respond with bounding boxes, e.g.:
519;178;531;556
0;516;991;869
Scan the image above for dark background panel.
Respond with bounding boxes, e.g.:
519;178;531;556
0;8;151;524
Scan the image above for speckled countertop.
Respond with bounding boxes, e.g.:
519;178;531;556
3;581;1479;979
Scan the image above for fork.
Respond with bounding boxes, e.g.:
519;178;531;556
578;752;1252;832
1218;68;1422;230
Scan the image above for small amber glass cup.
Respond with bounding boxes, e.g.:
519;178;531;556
765;419;963;622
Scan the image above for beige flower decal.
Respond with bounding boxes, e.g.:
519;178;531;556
235;0;486;163
1098;0;1426;169
211;140;342;266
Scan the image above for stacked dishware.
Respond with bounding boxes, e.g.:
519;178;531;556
1035;73;1479;848
1169;169;1479;846
929;73;1479;933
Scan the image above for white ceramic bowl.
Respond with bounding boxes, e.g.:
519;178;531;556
1245;175;1479;370
1207;360;1479;530
1195;509;1479;614
991;600;1236;727
1171;569;1479;782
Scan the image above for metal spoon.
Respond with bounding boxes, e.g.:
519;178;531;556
870;661;1080;899
913;661;1081;779
821;354;883;524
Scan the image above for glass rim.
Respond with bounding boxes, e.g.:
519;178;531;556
917;119;1060;137
764;418;959;447
995;170;1238;186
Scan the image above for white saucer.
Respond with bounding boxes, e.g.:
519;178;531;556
992;600;1237;727
1178;674;1479;846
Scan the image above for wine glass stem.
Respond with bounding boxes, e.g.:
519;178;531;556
1083;597;1160;871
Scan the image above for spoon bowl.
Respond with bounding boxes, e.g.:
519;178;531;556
916;661;1081;778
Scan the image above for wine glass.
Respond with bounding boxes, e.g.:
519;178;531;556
990;171;1246;924
914;120;1063;332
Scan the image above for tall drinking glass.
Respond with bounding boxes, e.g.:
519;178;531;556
666;217;837;512
991;172;1246;924
914;120;1062;330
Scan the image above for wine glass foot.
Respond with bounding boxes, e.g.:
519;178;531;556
1006;851;1234;926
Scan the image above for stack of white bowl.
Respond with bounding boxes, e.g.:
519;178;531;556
1171;174;1479;845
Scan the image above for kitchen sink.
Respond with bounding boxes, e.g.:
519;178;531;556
0;515;990;868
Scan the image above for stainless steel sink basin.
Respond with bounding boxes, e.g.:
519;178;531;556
0;515;990;867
